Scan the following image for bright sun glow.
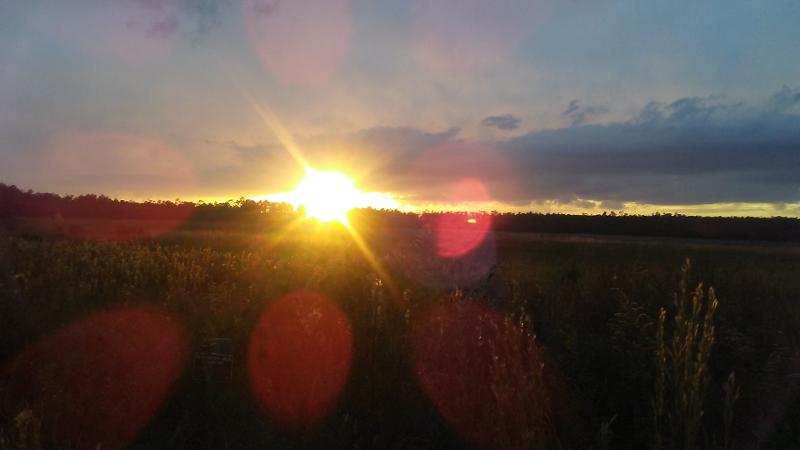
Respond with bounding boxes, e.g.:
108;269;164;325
256;167;400;222
291;169;361;222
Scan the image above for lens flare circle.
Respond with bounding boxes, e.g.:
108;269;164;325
3;306;186;449
435;179;492;258
243;0;352;85
248;290;353;428
411;301;554;449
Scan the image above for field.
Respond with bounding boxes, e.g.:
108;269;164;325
1;224;799;449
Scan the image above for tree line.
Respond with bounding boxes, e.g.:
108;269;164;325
2;183;799;241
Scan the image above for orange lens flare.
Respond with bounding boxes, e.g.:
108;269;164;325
243;0;352;85
3;306;186;449
412;302;555;449
435;179;491;258
248;291;353;427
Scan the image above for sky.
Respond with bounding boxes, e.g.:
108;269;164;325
1;0;799;216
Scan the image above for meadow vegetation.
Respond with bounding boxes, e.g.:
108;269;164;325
0;219;799;449
0;186;800;450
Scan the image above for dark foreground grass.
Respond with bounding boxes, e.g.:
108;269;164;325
1;227;799;449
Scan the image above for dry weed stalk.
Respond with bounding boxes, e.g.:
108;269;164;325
654;260;719;450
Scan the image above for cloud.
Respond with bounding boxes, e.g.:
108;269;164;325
503;89;800;205
146;14;180;38
197;126;464;196
562;100;609;127
247;0;280;15
199;88;800;207
312;88;800;208
631;96;742;125
481;114;521;130
177;0;231;36
207;139;283;164
769;85;800;112
302;126;462;186
599;199;624;210
3;75;800;210
351;126;461;154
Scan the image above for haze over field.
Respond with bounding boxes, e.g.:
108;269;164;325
1;0;799;215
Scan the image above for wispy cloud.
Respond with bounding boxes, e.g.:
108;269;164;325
562;100;608;127
769;85;800;112
481;114;520;130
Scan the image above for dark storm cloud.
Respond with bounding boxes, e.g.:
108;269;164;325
350;88;800;207
481;114;521;130
562;100;609;127
503;90;800;205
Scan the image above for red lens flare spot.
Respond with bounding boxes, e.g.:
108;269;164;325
3;306;186;449
244;0;352;86
38;131;196;241
412;302;555;449
386;228;496;290
248;291;353;428
436;179;491;258
412;0;547;74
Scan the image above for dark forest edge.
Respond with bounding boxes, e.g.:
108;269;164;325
2;183;799;242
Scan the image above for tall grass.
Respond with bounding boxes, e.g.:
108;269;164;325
654;260;719;450
0;233;798;449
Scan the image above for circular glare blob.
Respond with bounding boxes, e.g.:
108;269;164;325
40;131;196;240
248;291;353;427
244;0;352;85
3;306;186;449
412;0;544;74
436;179;492;258
412;301;554;449
386;228;496;290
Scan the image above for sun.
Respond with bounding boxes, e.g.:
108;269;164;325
289;169;362;223
255;166;400;222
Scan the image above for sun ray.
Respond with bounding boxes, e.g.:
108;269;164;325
262;215;306;249
343;221;401;300
242;94;310;170
291;169;361;222
234;89;400;299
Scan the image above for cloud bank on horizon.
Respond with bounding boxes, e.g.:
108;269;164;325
1;0;799;215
